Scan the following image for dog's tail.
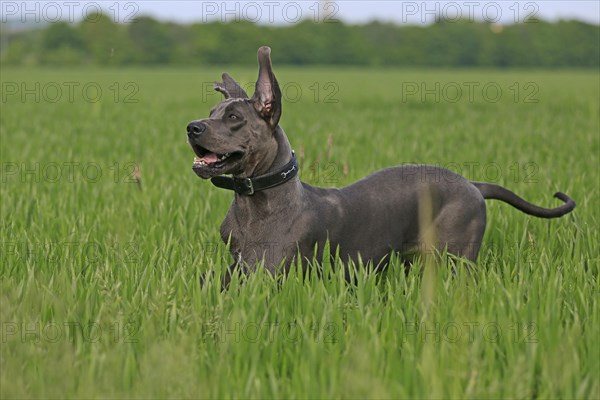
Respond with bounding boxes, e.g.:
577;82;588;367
472;182;576;218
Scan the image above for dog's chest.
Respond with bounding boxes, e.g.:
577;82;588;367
220;204;302;268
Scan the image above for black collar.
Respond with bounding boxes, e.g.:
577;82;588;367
210;152;298;196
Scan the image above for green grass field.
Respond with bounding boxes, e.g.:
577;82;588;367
1;66;598;399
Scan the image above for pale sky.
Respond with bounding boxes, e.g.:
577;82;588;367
1;1;599;25
123;1;600;25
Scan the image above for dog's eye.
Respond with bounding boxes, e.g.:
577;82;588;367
228;114;239;120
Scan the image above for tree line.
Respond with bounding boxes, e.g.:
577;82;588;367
1;14;598;67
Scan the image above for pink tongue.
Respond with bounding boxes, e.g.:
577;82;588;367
201;153;218;164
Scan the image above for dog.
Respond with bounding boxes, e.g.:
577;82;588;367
187;46;575;285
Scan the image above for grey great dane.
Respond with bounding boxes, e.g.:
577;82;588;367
187;46;575;285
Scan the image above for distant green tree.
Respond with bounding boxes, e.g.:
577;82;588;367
40;21;85;65
42;21;84;50
128;16;172;64
2;17;598;68
0;30;38;65
556;20;600;67
78;12;131;65
163;22;193;65
362;22;408;66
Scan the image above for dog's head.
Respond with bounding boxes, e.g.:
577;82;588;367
187;46;282;179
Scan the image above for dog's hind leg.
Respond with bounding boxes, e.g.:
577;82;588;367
433;200;487;263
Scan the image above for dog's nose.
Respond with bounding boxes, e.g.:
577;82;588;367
187;121;206;137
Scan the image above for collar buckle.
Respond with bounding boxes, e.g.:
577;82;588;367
233;177;254;196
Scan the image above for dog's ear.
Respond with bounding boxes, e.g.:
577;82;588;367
251;46;282;127
214;73;248;99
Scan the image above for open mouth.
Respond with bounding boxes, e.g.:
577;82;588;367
193;151;234;167
191;145;243;176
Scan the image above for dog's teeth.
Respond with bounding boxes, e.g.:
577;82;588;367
193;157;206;166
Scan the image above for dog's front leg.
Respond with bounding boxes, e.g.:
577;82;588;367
221;262;237;290
221;249;251;290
